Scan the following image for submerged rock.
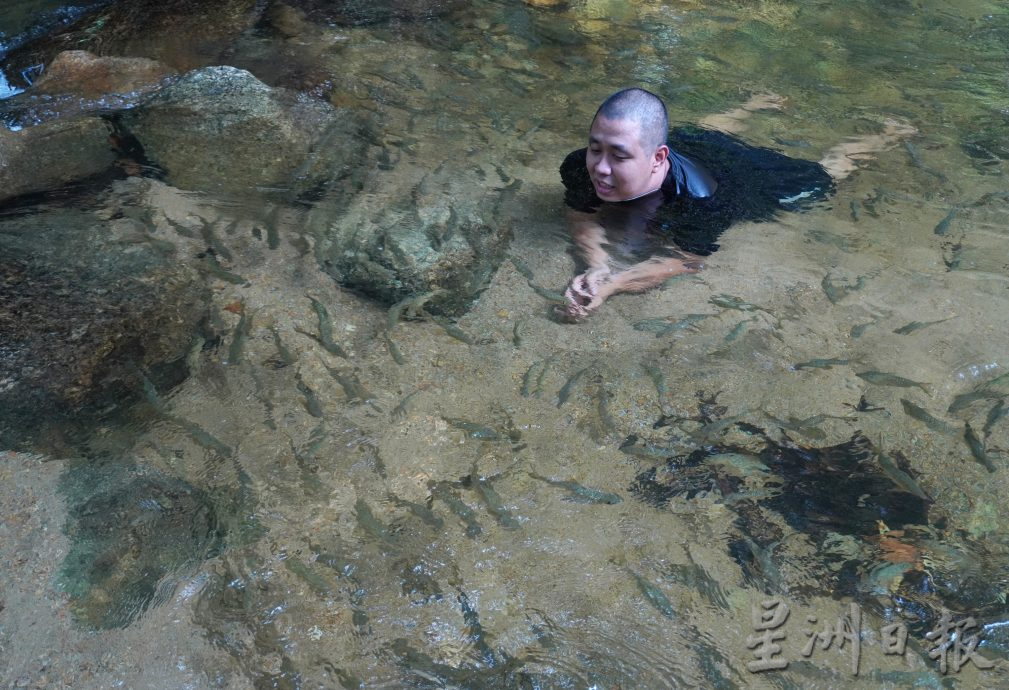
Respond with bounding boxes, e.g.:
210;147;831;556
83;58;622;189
0;205;208;447
59;467;225;628
309;161;517;315
0;0;262;91
278;0;466;26
0;116;117;203
119;66;363;195
2;51;177;128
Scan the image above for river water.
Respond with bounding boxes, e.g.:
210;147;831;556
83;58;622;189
3;1;1009;688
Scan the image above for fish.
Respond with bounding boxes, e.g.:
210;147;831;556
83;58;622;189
320;361;371;403
983;400;1007;437
391;387;426;420
642;362;671;413
709;294;766;313
306;295;349;358
557;366;591;408
295;374;325;418
793;358;850;370
200;220;233;262
521;361;544;397
507;254;535;281
184;336;205;376
900;398;955;434
849;200;861;222
196;255;246;285
630;570;676;618
876;450;930;500
444;418;500;440
528;472;622;504
354;498;392;541
821;273;868;304
472;476;520;529
285;558;335;596
227;303;251;365
430;482;482;538
534;359;551;397
387;290;440;330
265;223;280;250
383;331;405;365
389;494;444;530
856;371;930;395
527;281;568;304
270;327;296;367
457;590;497;666
619;435;674;459
964;423;996;473
893;317;953;335
933;208;958;236
167;414;234;458
431;316;474;345
512;318;524;348
947;390;1002;414
724;317;754;343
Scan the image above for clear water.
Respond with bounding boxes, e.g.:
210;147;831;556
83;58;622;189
3;1;1009;688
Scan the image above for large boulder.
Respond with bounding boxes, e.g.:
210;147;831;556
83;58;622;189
119;66;364;196
0;0;262;91
0;116;117;204
309;161;518;315
2;51;177;128
0;204;209;447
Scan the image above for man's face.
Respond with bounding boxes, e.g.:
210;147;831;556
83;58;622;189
586;116;667;202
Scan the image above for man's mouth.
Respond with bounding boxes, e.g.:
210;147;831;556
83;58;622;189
593;179;615;195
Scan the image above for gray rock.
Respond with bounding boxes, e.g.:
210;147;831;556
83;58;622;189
0;117;117;203
0;204;208;446
309;161;517;315
120;66;362;195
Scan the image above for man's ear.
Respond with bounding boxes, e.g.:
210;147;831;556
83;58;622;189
653;144;670;168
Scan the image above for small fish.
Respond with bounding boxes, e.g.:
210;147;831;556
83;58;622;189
849;199;861;222
200;220;233;262
508;255;535;281
430;482;482;538
389;494;444;530
893;317;952;335
619;435;673;459
857;371;930;395
444;418;500;440
630;571;676;618
964;423;996;473
933;208;958;236
184;336;205;376
983;400;1007;437
197;255;246;285
320;361;371;403
391;387;426;420
270;327;296;367
512;318;524;348
527;281;568;304
739;537;787;594
557;366;591;407
709;294;765;313
265;223;280;250
723;317;754;343
900;398;955;434
947;390;1002;414
457;590;497;666
521;361;544;397
167;414;233;458
642;362;670;413
354;498;392;541
529;473;622;504
431;315;474;345
877;450;930;501
821;273;868;304
850;320;876;338
285;558;335;596
793;358;850;370
227;303;251;365
472;476;520;529
306;295;349;358
383;331;405;365
296;374;325;418
534;358;551;397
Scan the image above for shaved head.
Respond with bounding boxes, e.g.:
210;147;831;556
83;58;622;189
592;88;668;152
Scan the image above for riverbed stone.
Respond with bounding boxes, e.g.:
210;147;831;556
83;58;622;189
279;0;467;26
119;66;362;196
0;117;117;204
0;206;209;447
309;161;517;315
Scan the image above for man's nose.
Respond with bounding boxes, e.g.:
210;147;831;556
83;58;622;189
594;156;611;175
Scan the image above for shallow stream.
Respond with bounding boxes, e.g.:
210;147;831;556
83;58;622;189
3;1;1009;688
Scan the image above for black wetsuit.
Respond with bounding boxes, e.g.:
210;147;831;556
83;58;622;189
560;125;834;259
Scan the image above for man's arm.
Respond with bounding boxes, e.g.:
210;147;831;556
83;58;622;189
566;209;610;270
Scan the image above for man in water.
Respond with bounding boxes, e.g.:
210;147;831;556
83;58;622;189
558;88;913;319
